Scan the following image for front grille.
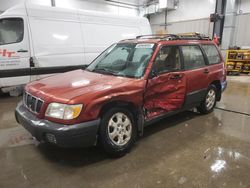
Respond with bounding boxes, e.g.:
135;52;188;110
23;92;44;114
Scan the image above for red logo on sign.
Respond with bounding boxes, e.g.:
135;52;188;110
0;49;19;58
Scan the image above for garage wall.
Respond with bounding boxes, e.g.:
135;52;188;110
233;0;250;47
233;13;250;47
150;17;214;37
238;0;250;14
149;0;216;37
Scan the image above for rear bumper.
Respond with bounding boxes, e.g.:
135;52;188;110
15;102;100;148
221;80;227;92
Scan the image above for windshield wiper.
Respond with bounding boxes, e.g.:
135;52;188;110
92;68;117;76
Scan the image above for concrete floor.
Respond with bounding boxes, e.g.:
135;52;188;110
0;76;250;188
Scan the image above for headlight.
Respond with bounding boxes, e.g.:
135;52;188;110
45;103;83;120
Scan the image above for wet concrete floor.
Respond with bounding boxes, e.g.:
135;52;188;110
0;76;250;188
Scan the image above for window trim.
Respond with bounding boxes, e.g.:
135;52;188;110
150;44;184;76
180;44;207;71
200;44;222;66
0;17;24;46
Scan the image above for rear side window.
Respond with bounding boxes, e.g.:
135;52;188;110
202;44;221;64
181;45;206;70
0;18;24;45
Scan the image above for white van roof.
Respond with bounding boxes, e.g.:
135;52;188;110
1;3;149;26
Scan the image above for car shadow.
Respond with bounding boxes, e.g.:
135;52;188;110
36;110;201;167
143;110;199;138
37;143;109;167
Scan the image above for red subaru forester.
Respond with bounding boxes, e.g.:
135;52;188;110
16;33;227;156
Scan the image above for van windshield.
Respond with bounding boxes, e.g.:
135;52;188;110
86;43;155;78
0;18;24;45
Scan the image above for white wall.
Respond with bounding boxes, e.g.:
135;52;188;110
238;0;250;14
232;0;250;47
167;0;216;22
149;0;216;35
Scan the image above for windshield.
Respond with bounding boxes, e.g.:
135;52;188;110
86;43;155;78
0;18;24;45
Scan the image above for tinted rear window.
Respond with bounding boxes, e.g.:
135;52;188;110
202;44;221;65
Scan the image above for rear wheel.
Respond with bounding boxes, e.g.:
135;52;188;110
197;85;217;114
99;108;137;157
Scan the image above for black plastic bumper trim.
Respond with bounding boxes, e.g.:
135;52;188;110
15;102;100;148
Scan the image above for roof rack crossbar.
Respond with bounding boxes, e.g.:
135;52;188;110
135;34;178;39
135;33;211;41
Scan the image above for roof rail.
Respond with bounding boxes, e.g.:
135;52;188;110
135;33;210;41
135;34;178;39
177;32;210;40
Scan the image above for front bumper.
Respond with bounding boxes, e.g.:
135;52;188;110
15;102;100;148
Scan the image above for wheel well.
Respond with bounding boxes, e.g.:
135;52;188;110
210;80;222;101
99;101;139;120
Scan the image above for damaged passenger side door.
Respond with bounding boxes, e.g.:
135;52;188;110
144;45;187;119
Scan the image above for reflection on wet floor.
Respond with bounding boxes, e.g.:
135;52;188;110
0;77;250;188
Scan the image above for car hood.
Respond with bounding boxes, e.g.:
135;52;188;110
26;70;135;103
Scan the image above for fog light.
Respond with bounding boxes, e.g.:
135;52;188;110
45;133;57;144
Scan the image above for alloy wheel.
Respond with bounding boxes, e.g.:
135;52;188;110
107;112;132;146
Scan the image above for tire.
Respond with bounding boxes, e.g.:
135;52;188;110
197;85;217;114
99;107;137;157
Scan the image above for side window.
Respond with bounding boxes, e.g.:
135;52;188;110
0;18;24;45
202;44;221;64
181;45;206;70
153;46;181;74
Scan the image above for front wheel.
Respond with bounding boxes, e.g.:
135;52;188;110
99;108;137;157
197;85;217;114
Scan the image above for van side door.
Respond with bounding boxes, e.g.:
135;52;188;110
144;45;187;119
0;17;30;88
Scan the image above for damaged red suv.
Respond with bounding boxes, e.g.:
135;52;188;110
15;33;227;156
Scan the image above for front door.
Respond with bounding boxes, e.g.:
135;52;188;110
0;17;30;88
144;45;187;119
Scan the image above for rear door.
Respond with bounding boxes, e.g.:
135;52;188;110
201;44;225;82
144;45;187;119
180;45;209;106
0;17;30;88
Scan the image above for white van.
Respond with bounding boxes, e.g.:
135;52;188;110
0;3;151;93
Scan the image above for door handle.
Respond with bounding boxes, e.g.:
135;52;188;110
17;49;28;53
170;74;182;80
204;69;209;74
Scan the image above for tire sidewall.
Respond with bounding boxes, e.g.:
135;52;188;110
204;85;217;113
99;107;137;156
